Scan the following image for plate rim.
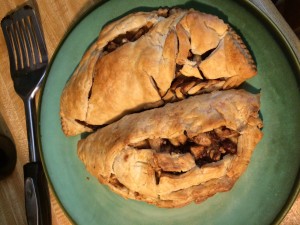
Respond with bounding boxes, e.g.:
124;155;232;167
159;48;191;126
240;2;300;224
38;0;300;224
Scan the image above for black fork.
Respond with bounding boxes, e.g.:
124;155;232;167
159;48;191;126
1;5;51;225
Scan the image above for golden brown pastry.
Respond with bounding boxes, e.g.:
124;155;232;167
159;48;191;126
60;8;257;136
77;89;263;208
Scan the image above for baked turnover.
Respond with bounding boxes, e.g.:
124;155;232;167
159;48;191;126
78;90;263;208
60;8;257;136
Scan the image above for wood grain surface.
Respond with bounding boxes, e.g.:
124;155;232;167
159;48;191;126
0;0;298;225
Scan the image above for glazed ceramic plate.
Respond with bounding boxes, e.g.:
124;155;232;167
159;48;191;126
40;0;300;224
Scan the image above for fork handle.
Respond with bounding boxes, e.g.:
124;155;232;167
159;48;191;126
24;162;51;225
23;97;51;225
24;97;40;162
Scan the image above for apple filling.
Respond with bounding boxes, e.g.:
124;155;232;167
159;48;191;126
108;126;240;191
103;23;154;54
127;126;239;183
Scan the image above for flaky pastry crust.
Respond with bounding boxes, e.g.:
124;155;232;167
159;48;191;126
77;90;263;208
60;8;257;136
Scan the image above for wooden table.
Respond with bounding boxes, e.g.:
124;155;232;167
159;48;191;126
0;0;299;224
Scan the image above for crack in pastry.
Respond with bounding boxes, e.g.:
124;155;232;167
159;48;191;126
103;23;154;53
74;119;105;130
126;127;239;184
60;8;258;136
78;90;263;208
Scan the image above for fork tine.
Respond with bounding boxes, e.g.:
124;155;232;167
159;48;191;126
13;6;43;67
18;6;48;65
28;10;47;64
26;16;42;65
10;24;22;70
19;17;34;68
1;18;21;72
14;21;28;69
19;7;40;65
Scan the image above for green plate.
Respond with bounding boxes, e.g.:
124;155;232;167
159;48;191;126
40;0;300;224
